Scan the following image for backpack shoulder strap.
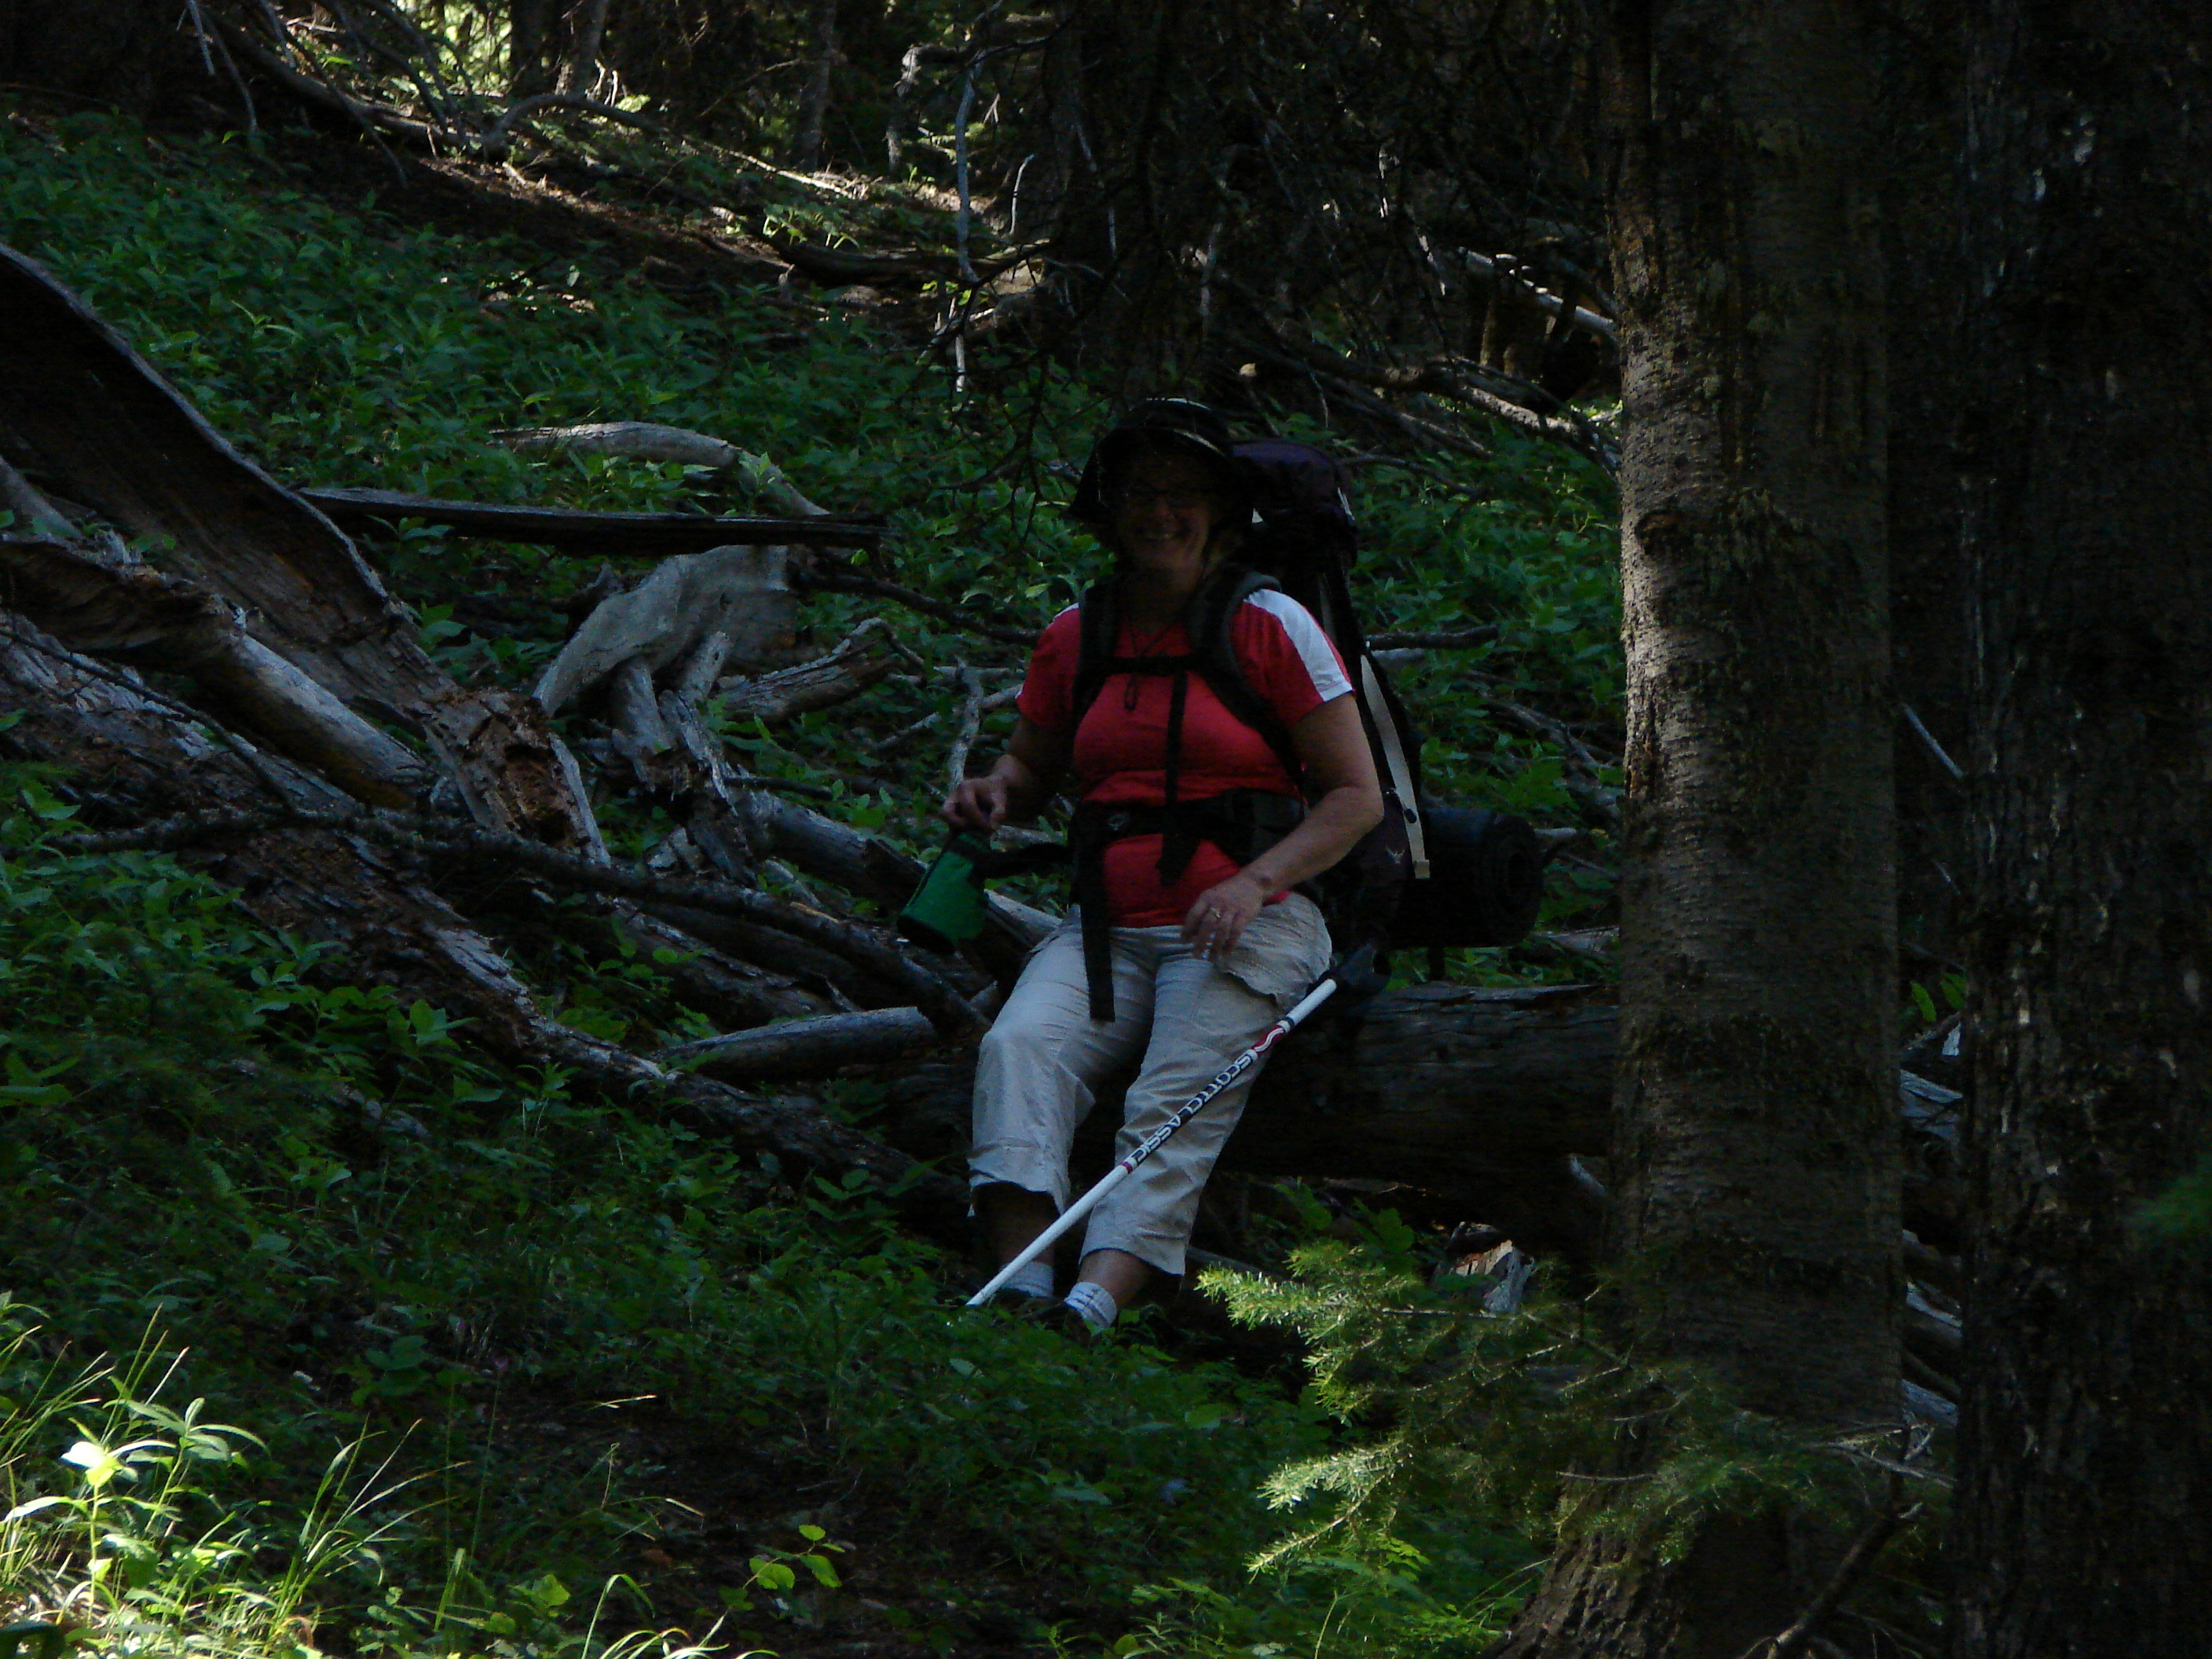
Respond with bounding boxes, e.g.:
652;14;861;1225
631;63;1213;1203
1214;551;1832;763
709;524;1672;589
1194;568;1306;787
1070;579;1121;731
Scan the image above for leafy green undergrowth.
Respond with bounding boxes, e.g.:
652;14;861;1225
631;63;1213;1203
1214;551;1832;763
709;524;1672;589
0;792;1529;1655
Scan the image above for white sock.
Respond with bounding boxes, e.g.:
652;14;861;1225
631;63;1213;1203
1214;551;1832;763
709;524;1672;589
1063;1280;1119;1332
1000;1260;1054;1301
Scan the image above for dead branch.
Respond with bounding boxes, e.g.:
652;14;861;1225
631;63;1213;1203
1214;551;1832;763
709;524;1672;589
1478;690;1622;824
0;536;433;805
717;621;904;724
768;236;1051;290
490;426;838;521
478;92;662;160
1225;280;1616;471
943;663;987;792
734;785;1055;977
0;453;77;540
218;15;445;152
1734;1501;1926;1659
606;903;833;1028
300;485;881;554
1368;625;1503;650
1454;251;1618;343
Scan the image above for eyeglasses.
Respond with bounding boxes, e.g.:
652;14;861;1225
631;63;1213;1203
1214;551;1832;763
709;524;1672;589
1108;484;1212;512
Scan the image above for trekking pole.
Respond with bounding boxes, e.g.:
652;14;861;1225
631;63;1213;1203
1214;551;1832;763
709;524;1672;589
965;945;1377;1309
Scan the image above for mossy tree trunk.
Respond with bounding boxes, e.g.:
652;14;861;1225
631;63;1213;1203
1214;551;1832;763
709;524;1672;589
1489;0;1900;1650
1950;0;2212;1649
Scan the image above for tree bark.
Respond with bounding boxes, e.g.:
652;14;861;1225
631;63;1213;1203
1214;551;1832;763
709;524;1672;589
554;0;613;97
1950;2;2212;1650
793;0;840;171
1492;0;1900;1650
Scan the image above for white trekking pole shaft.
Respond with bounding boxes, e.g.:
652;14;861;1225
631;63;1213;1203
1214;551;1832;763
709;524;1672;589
965;955;1361;1309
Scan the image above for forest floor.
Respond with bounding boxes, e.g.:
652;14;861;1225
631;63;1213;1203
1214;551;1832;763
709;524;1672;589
0;92;1621;1659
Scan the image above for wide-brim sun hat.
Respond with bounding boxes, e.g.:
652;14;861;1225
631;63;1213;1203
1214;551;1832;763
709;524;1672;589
1066;397;1254;526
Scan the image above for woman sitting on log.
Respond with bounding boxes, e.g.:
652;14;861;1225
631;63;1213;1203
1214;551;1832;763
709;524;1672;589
942;400;1384;1334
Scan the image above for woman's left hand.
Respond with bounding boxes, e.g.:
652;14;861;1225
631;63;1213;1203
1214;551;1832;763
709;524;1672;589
1184;870;1269;961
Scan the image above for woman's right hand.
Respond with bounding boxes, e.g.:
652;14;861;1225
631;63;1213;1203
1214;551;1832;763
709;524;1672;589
942;772;1013;830
939;716;1064;833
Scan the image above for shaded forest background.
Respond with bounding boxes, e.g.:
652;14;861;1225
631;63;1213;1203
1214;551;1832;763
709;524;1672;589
0;3;2205;1659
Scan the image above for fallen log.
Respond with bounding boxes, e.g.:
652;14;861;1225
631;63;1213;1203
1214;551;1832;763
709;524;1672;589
735;785;1057;977
0;609;968;1236
51;801;989;1038
874;982;1963;1262
0;535;433;806
662;1006;939;1081
0;244;442;714
302;486;884;555
799;566;1038;648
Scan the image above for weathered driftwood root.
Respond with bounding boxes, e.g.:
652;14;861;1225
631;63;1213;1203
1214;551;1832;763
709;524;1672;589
533;544;797;716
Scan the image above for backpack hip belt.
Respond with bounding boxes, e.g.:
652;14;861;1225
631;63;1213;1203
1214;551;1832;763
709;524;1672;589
1069;790;1307;1021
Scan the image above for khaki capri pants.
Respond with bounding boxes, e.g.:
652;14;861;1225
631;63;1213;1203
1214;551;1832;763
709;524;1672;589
969;894;1331;1277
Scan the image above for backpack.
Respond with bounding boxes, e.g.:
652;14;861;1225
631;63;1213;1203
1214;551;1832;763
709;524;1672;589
1065;437;1544;1016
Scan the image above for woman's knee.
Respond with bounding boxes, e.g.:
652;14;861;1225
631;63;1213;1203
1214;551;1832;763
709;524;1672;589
977;1016;1050;1077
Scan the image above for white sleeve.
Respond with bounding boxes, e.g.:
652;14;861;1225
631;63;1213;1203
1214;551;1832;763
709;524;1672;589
1244;588;1354;703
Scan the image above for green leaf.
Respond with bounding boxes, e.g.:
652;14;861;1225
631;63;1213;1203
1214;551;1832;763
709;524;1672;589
751;1558;797;1591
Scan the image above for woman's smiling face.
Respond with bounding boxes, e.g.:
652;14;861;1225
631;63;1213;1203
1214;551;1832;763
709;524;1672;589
1109;450;1221;585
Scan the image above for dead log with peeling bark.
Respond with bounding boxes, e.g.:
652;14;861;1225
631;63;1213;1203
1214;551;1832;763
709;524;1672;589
0;535;434;805
0;244;599;849
663;1006;941;1080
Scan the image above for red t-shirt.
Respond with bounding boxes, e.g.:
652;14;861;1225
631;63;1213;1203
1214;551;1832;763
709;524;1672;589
1019;588;1353;926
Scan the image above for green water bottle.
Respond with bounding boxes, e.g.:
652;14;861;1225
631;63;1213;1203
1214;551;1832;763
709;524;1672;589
898;832;994;954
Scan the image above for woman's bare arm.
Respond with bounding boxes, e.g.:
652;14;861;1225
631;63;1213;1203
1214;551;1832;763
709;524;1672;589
940;715;1068;830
